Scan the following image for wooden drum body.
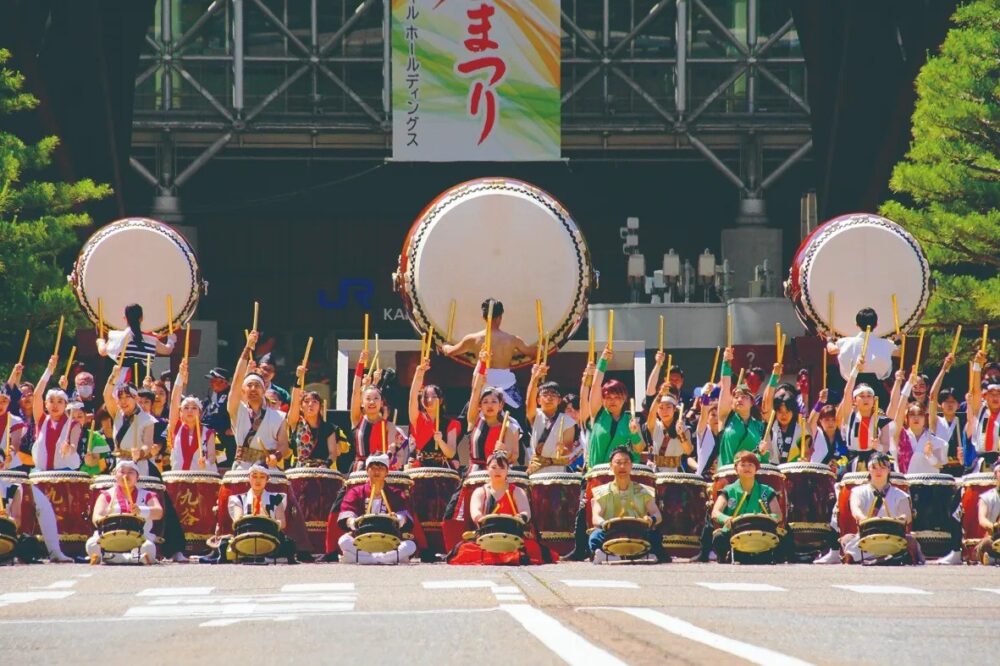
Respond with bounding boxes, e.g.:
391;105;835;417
286;467;344;554
960;473;996;562
30;471;93;556
528;472;581;556
162;470;220;555
906;473;958;559
654;472;708;557
407;467;460;555
779;462;836;551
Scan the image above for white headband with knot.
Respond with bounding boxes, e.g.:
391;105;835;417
853;385;875;398
243;373;265;387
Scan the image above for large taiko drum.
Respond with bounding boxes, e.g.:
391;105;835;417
584;463;655;528
285;467;345;554
394;178;596;367
833;471;909;536
0;470;36;536
529;472;582;555
216;469;289;536
30;471;93;556
906;473;958;559
69;218;206;333
407;467;461;555
712;464;788;523
654;472;708;557
162;470;221;555
779;462;836;551
785;213;929;338
960;473;996;562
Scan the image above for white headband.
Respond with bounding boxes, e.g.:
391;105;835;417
985;383;1000;393
45;389;68;403
180;395;203;410
853;385;875;398
659;395;679;406
247;463;270;476
115;460;139;475
243;373;265;388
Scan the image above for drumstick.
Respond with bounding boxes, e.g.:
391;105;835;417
588;325;595;365
535;299;544;346
485;301;495;369
913;328;926;375
64;346;76;379
710;346;720;383
860;326;872;365
775;323;781;360
658;315;665;353
666;354;673;383
899;333;907;371
146;353;152;381
300;336;314;391
822;348;828;391
195;418;205;467
541;332;549;368
630;397;636;417
951;325;962;357
122;473;133;513
726;311;733;348
17;329;29;365
116;339;127;367
497;412;510;444
446;300;456;342
133;363;140;388
608;309;615;352
184;323;191;360
167;295;174;336
4;414;12;461
323;399;328;422
777;334;787;365
382;419;388;454
981;324;989;353
53;315;64;355
252;301;259;332
434;400;440;434
374;334;380;372
891;294;900;337
798;413;807;461
97;299;104;339
363;313;369;354
828;292;835;337
736;368;745;389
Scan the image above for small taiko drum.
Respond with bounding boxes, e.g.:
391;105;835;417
97;514;146;553
654;472;709;557
69;217;206;334
231;515;281;558
0;516;16;559
712;464;788;523
90;475;165;548
779;462;836;551
584;463;655;527
476;514;525;554
834;471;909;537
394;178;596;368
0;470;35;536
730;514;780;554
528;472;582;556
858;517;908;557
456;470;529;524
602;517;652;558
906;473;958;559
286;467;345;554
353;514;402;554
959;473;996;562
407;467;461;555
784;213;929;338
217;469;289;535
30;471;92;556
162;470;220;555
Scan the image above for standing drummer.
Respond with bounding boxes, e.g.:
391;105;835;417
966;350;1000;472
708;451;786;563
837;355;894;472
826;308;897;404
525;364;578;475
973;460;1000;565
337;454;416;565
588;446;668;563
227;331;289;469
96;304;176;381
87;460;162;565
716;347;778;466
102;366;159;477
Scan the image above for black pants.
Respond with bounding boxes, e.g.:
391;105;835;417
712;528;794;564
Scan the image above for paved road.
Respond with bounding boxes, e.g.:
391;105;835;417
1;561;998;665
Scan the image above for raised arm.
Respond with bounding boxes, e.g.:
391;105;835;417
717;347;735;428
154;332;177;356
466;348;489;429
760;362;782;420
886;368;906;419
890;370;910;439
34;355;58;421
837;355;864;424
409;358;430;427
808;388;828;434
349;348;371;429
103;365;121;418
967;349;987;438
228;330;258;422
524;363;545;425
578;362;595;424
588;347;612;420
646;350;665;397
441;332;479;358
168;359;188;433
286;365;307;428
695;384;713;437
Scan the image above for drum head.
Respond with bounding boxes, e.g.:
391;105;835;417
604;537;650;558
476;532;524;554
858;533;908;557
354;532;401;554
98;530;145;554
0;535;15;557
71;218;202;334
397;178;594;367
788;214;929;338
730;530;780;554
992;538;1000;555
232;532;280;557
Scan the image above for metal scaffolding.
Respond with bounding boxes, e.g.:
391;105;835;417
131;0;811;203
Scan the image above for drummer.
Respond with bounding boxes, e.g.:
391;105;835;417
583;347;644;465
810;395;847;467
966;350;1000;471
227;463;298;564
349;350;405;471
286;367;347;468
837;356;893;471
708;451;786;563
448;450;557;565
87;460;163;565
102;366;159;476
716;347;778;466
890;393;947;474
644;382;691;472
167;359;218;472
466;349;521;470
227;330;289;469
839;452;923;564
826;307;897;404
929;386;966;476
765;392;803;464
441;298;537;413
407;358;460;468
974;460;1000;565
588;446;668;563
525;364;578;474
72;403;112;476
693;385;721;479
337;453;416;565
96;303;177;377
0;386;26;469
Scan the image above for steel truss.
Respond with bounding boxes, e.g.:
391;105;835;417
131;0;811;201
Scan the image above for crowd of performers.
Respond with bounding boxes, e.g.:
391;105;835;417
2;301;1000;568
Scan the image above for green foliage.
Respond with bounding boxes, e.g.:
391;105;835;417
0;48;111;368
881;0;1000;361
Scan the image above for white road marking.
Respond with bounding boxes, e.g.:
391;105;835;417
147;593;357;606
560;579;640;589
36;580;77;590
974;588;1000;595
281;583;355;593
200;618;243;628
422;580;497;589
833;585;931;595
491;586;520;594
127;602;356;619
0;591;75;608
697;582;786;592
137;587;214;597
493;593;527;602
597;607;814;666
501;604;627;666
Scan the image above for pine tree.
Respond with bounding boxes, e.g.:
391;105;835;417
881;0;1000;358
0;48;111;368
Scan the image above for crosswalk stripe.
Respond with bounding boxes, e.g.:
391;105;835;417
697;582;786;592
281;583;355;593
501;604;627;666
137;587;214;597
832;585;930;595
560;579;639;589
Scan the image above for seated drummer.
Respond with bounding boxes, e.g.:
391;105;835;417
974;460;1000;565
87;460;163;565
588;446;669;563
338;454;416;564
709;451;786;563
840;452;924;564
448;450;558;565
227;463;298;563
